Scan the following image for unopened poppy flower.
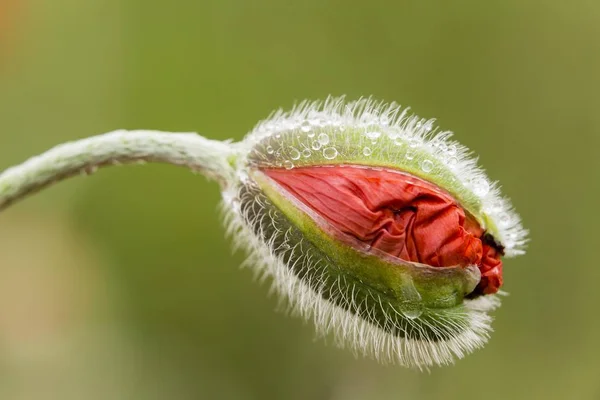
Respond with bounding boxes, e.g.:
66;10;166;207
0;96;527;369
223;97;527;369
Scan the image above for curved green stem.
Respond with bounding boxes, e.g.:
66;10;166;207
0;130;237;211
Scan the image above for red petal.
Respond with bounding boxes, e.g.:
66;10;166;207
263;165;503;295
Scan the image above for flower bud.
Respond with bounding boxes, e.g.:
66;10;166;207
223;97;527;368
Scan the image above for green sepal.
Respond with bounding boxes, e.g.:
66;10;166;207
247;170;482;341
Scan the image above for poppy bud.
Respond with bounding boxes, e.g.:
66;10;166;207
223;97;527;368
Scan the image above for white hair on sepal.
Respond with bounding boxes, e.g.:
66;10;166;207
242;96;528;256
220;183;500;370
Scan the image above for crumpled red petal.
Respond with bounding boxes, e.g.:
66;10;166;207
263;165;503;295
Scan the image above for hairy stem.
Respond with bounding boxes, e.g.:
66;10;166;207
0;130;237;211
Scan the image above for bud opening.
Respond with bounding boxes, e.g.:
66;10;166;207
262;165;504;295
224;97;528;368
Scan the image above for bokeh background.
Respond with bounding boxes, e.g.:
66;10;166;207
1;1;599;399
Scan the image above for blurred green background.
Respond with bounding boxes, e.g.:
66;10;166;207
1;1;599;399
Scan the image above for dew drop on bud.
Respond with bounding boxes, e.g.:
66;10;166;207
421;159;433;173
310;117;323;127
363;147;372;156
300;120;311;133
402;308;423;320
289;147;301;160
365;131;381;141
322;147;338;159
318;133;330;146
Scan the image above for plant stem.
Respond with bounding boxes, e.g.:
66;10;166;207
0;130;237;211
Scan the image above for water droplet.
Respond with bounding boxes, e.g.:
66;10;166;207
266;145;274;154
289;147;301;160
323;147;338;160
472;178;490;196
438;143;448;152
307;132;315;138
405;150;415;160
363;147;372;156
421;159;434;173
318;133;330;145
300;120;311;133
499;212;511;226
284;160;294;170
409;138;420;148
401;281;422;301
302;149;311;158
311;141;321;150
447;144;457;156
447;157;458;168
310;117;323;126
365;131;381;141
380;115;390;126
275;133;281;139
360;112;374;125
402;308;423;320
423;121;433;132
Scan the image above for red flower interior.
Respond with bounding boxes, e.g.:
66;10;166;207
263;165;502;295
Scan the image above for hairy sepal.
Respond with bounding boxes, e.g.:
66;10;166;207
221;97;527;368
222;176;499;369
